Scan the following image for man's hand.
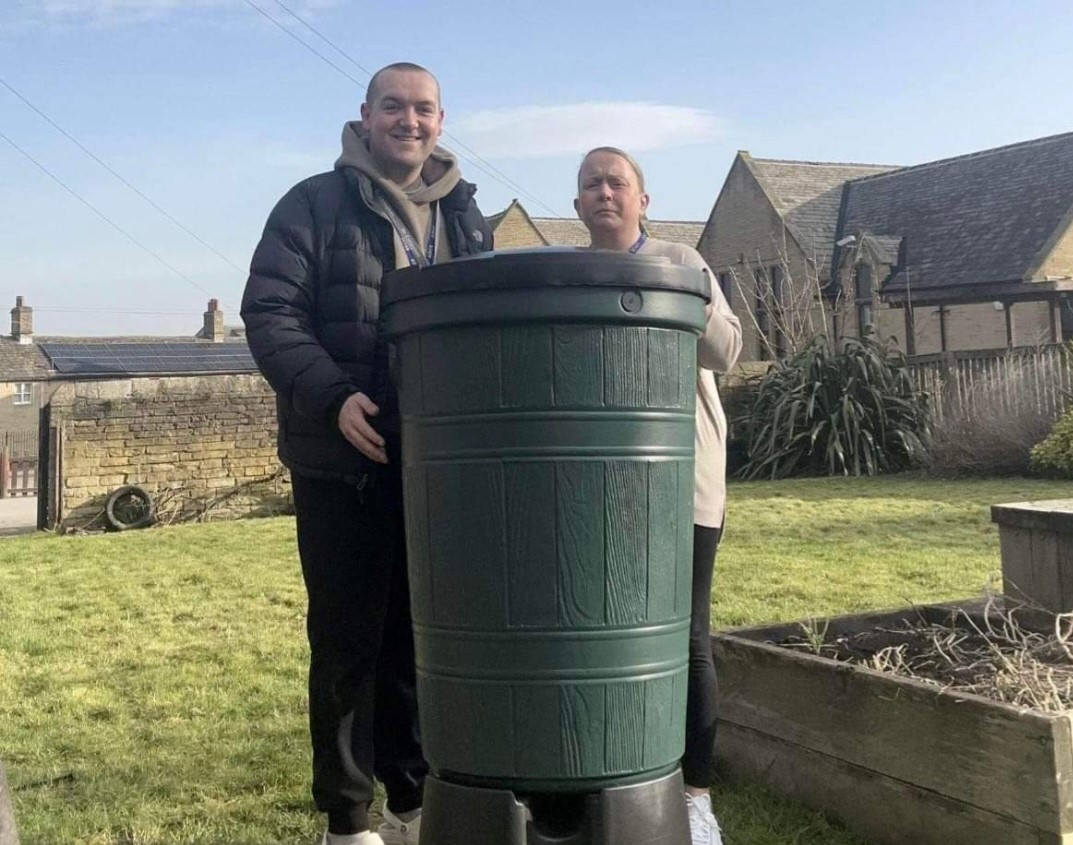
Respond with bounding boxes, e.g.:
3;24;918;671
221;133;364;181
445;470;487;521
337;392;388;464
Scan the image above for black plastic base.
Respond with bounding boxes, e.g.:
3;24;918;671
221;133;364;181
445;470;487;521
420;769;689;845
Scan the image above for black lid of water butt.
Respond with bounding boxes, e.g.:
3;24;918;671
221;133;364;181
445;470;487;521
381;247;712;307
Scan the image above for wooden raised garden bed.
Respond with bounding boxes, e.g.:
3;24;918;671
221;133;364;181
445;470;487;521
711;601;1073;845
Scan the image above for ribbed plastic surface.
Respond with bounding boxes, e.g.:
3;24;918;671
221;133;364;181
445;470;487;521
383;249;709;792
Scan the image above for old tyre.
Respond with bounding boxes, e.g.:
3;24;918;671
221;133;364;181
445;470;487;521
104;485;155;531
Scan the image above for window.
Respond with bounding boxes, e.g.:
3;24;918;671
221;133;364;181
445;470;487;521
1061;294;1073;342
754;269;771;361
13;383;32;406
717;273;733;308
855;265;874;336
771;265;787;358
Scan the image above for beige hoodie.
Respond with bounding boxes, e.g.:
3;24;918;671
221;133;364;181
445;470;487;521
639;239;743;528
335;120;461;266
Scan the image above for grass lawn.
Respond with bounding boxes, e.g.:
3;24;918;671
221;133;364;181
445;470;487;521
0;475;1069;844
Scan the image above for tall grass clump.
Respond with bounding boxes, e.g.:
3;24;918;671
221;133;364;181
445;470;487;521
738;334;930;480
926;356;1066;477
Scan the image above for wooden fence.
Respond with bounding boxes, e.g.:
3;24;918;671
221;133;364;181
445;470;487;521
906;344;1073;423
0;429;38;499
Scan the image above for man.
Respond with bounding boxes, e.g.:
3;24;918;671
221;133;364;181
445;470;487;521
242;62;492;845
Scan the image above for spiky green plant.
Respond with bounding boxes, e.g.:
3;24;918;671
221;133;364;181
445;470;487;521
738;334;931;479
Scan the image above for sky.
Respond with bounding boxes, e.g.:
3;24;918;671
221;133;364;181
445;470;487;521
2;0;1072;336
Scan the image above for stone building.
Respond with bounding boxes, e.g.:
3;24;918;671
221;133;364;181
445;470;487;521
699;132;1073;361
0;297;49;442
488;200;706;250
0;297;277;526
0;297;249;452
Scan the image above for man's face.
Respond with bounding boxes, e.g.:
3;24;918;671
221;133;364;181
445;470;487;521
360;69;443;181
574;151;649;238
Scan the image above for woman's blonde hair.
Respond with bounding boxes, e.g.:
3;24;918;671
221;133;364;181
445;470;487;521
577;146;647;194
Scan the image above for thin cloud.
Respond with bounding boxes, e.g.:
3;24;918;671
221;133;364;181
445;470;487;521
451;102;722;160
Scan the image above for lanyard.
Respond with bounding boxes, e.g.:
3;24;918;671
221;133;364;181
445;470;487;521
384;201;438;268
628;232;647;254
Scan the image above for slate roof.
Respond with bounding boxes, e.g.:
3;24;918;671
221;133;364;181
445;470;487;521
744;156;898;258
527;218;591;246
528;217;706;249
195;324;246;340
644;221;707;248
0;339;51;381
837;131;1073;298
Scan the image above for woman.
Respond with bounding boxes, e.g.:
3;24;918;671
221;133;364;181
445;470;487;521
574;147;742;845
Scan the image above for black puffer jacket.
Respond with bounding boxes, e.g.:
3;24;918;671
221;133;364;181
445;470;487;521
242;169;492;483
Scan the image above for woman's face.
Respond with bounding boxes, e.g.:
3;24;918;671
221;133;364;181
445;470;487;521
574;151;649;241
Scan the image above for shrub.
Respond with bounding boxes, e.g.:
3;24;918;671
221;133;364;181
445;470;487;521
738;334;930;480
1031;409;1073;477
925;353;1068;477
720;376;764;477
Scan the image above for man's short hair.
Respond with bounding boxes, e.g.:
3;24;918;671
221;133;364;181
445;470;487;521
365;62;441;108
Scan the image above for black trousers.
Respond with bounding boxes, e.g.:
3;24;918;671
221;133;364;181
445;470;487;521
681;523;723;788
292;468;427;835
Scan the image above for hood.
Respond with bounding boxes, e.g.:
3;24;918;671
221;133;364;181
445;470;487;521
335;120;461;247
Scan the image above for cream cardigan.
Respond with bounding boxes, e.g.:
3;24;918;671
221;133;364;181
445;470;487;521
639;239;743;528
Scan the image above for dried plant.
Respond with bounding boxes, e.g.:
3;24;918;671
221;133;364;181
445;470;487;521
925;347;1070;477
779;589;1073;713
724;238;847;362
61;469;290;533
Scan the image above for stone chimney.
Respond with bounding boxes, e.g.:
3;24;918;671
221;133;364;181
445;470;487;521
10;296;32;344
203;298;225;343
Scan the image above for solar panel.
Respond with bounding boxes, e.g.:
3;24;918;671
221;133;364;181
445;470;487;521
39;342;258;376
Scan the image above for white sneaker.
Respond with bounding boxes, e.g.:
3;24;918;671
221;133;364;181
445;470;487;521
685;793;723;845
378;806;421;845
321;830;385;845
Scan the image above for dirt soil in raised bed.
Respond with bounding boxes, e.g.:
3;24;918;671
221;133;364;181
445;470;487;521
776;601;1073;712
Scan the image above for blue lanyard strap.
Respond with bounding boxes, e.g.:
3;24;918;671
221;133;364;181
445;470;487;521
386;201;439;268
628;232;647;254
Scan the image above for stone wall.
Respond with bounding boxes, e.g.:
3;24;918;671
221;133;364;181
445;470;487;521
1038;224;1073;282
491;204;545;248
44;374;288;530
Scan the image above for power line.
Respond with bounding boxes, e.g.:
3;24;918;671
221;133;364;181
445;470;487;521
263;0;552;212
35;306;238;316
242;0;368;90
0;128;218;302
0;76;247;276
245;0;565;218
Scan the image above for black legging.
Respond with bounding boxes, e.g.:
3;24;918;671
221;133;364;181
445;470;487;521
681;523;723;788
